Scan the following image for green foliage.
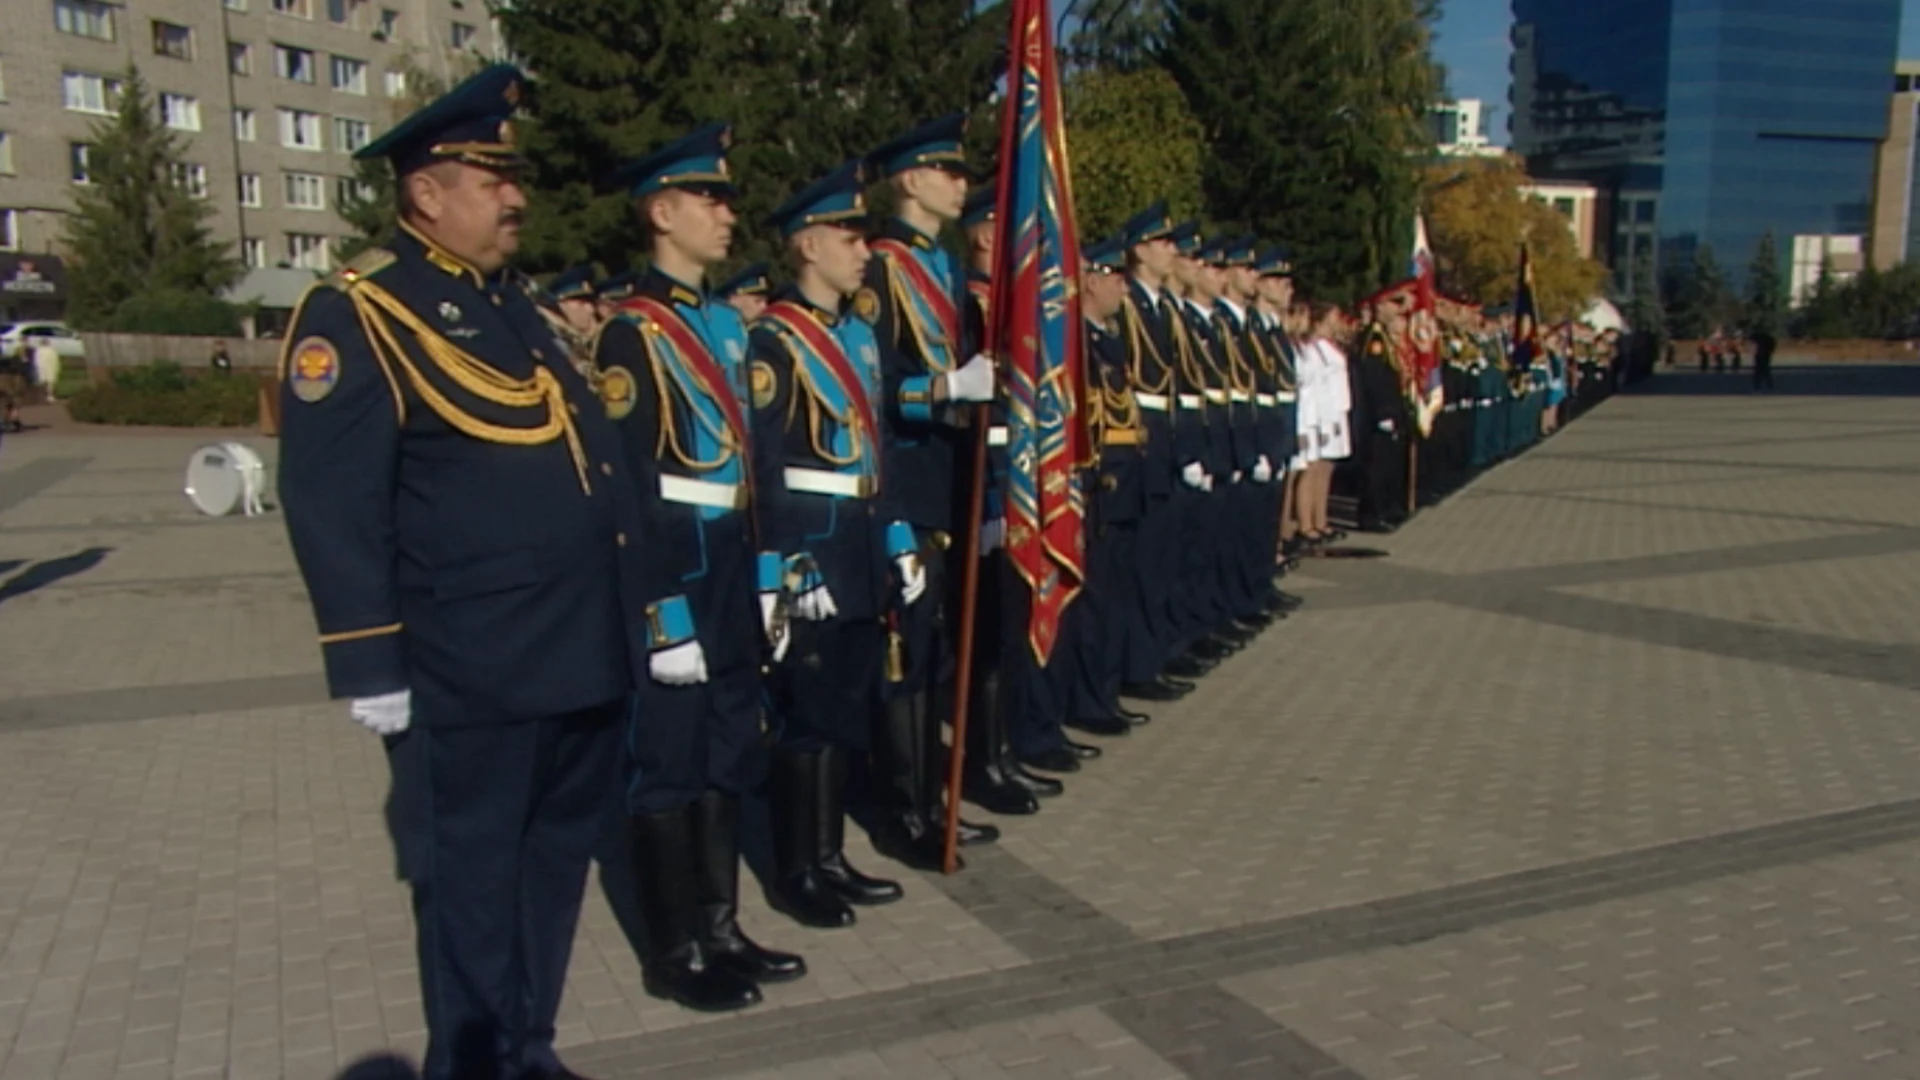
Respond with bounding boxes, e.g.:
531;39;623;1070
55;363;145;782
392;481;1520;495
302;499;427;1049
1066;68;1205;241
1795;262;1920;339
103;289;245;336
1742;231;1785;337
1666;244;1733;340
1066;0;1173;70
1623;246;1664;342
66;363;263;427
498;0;1005;275
1422;156;1606;321
1160;0;1441;303
63;67;239;330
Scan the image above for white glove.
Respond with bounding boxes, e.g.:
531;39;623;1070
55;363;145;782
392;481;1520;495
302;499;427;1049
349;689;411;735
979;518;1005;554
944;353;997;403
1201;474;1215;493
1377;419;1395;433
650;640;710;686
895;553;928;605
758;593;791;663
1230;471;1243;484
795;584;838;622
1252;455;1274;483
1181;461;1207;490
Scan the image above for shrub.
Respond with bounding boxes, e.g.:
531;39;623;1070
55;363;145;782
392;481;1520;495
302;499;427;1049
66;362;263;427
105;289;246;337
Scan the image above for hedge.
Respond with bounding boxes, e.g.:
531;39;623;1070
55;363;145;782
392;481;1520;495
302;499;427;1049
66;362;264;427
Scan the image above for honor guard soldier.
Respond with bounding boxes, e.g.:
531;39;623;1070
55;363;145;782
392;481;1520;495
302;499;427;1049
276;65;642;1080
541;262;600;371
862;114;1001;870
1209;237;1288;628
1251;246;1309;609
596;270;639;322
746;161;909;929
716;262;772;323
1114;202;1195;703
594;123;804;1013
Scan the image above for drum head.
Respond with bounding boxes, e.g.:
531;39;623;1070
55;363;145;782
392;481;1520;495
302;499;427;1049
184;443;243;516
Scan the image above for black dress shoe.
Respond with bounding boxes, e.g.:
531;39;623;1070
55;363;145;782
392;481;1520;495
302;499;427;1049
957;816;1000;845
1163;655;1213;678
962;771;1040;816
1065;713;1130;737
818;852;903;906
1190;637;1236;661
706;936;807;985
1274;591;1304;609
1239;611;1276;628
1020;746;1082;773
1216;624;1258;645
1114;706;1150;726
1011;766;1064;798
1157;674;1196;693
1120;680;1185;702
1230;617;1268;635
1063;738;1102;760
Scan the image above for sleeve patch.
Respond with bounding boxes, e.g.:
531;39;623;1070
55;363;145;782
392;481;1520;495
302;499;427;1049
598;365;638;420
749;360;778;410
289;337;341;403
852;287;881;325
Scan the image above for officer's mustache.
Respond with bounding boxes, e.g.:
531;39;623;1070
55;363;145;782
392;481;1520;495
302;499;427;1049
499;209;525;227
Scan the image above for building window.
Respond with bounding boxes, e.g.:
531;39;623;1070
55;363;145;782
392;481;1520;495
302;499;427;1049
1552;196;1576;217
225;0;247;9
330;56;368;95
286;233;331;271
327;0;368;27
450;22;477;49
241;237;266;268
151;20;193;60
274;44;316;83
0;58;8;100
285;172;327;210
375;7;399;38
337;175;374;207
279;108;323;150
239;173;262;207
383;69;407;98
234;108;256;142
230;43;253;76
170;162;209;199
271;0;313;17
0;210;17;252
333;117;371;153
55;0;116;41
62;72;123;115
161;93;201;132
0;133;12;176
69;143;91;184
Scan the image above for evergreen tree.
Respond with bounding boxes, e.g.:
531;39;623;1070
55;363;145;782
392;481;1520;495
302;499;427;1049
1624;246;1664;343
63;67;239;329
335;50;474;263
1742;230;1785;337
1066;67;1205;239
1667;244;1728;340
1160;0;1440;302
498;0;1004;274
1065;0;1173;70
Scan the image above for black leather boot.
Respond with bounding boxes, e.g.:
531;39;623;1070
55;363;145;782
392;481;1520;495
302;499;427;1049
816;744;902;906
873;691;957;871
963;671;1041;816
691;790;807;984
629;808;762;1012
764;749;855;929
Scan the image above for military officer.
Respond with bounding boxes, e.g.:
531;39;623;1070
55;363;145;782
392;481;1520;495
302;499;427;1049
594;124;803;1013
1251;246;1310;595
1212;237;1292;625
862;114;1001;869
596;270;638;321
746;161;909;929
1114;202;1198;702
1351;310;1410;533
716;262;772;323
276;65;637;1080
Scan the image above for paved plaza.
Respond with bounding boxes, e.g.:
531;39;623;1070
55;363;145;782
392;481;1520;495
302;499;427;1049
3;363;1920;1079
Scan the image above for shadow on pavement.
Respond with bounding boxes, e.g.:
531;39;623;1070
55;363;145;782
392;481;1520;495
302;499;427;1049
1634;363;1920;398
336;1054;421;1079
0;547;110;606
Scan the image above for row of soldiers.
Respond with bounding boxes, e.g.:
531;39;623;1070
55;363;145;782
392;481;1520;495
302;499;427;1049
271;63;1599;1080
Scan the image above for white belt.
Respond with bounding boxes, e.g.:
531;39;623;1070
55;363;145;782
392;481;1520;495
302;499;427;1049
1229;391;1251;403
1274;391;1297;403
988;426;1009;447
660;474;746;510
1134;391;1170;412
784;466;873;499
1177;393;1203;410
1478;398;1494;407
1254;393;1277;407
1203;389;1229;404
1443;403;1458;413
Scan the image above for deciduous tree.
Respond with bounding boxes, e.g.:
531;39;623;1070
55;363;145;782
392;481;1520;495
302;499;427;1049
1066;67;1204;240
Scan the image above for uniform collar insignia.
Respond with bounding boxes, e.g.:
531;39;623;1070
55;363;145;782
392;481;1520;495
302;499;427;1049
400;220;486;287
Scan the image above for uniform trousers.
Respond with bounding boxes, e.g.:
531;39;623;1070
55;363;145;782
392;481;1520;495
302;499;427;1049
386;704;620;1080
776;616;884;752
1063;516;1137;719
1127;493;1180;682
625;667;767;815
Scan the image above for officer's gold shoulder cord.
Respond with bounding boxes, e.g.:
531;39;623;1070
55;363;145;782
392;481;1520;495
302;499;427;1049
622;314;736;473
1121;299;1172;395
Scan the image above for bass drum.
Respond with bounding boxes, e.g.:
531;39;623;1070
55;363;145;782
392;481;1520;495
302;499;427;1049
184;441;267;517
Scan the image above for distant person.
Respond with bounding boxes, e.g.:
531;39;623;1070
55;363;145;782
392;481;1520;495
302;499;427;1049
1752;328;1777;392
209;340;233;375
30;339;61;402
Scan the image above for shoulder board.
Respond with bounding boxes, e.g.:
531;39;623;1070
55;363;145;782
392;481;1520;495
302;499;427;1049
324;247;397;290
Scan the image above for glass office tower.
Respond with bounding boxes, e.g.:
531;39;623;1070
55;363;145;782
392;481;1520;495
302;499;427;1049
1512;0;1900;288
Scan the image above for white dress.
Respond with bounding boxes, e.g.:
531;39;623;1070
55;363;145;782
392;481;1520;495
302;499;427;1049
1292;337;1321;468
1317;338;1353;462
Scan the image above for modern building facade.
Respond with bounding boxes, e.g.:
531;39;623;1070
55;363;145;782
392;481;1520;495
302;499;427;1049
0;0;503;321
1869;59;1920;271
1511;0;1902;297
1430;98;1503;157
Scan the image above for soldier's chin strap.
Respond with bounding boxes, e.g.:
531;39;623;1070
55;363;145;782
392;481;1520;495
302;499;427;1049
349;278;592;494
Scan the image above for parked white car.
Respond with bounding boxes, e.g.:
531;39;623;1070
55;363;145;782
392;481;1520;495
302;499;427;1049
0;322;86;362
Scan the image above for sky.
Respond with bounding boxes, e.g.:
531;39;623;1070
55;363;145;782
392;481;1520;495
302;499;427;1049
1431;0;1920;146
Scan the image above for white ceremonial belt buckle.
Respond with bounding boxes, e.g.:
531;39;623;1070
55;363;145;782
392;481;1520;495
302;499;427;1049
660;475;746;510
1134;391;1170;411
987;426;1010;447
1254;393;1277;407
1177;394;1203;410
784;467;871;499
1230;391;1252;403
1203;389;1229;404
1274;391;1297;403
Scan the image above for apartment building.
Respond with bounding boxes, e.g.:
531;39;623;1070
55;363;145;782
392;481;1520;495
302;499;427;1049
0;0;503;318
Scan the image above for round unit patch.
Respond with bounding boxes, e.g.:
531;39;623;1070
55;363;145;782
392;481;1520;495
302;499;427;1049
288;337;340;403
852;288;880;325
599;366;638;420
749;361;778;410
